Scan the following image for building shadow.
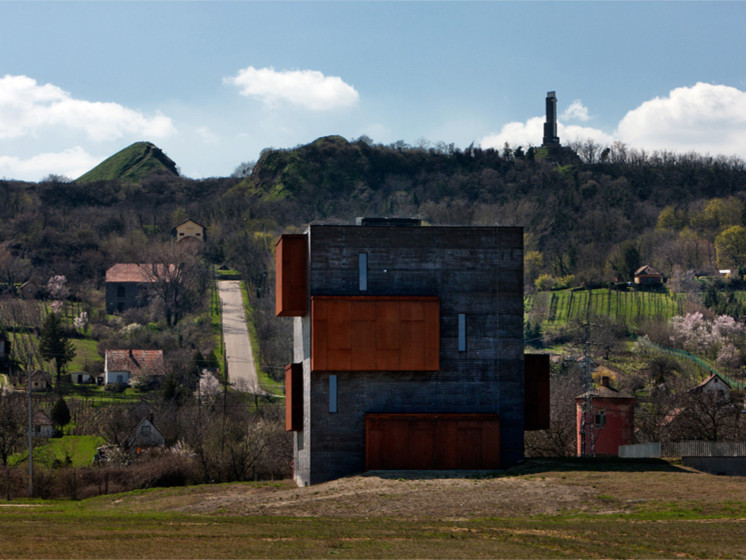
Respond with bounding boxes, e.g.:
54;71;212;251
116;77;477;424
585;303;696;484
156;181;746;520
361;457;691;480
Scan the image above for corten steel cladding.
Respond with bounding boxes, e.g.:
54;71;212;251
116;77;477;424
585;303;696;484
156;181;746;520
275;234;308;317
285;363;303;432
524;354;551;430
311;296;440;372
365;413;500;470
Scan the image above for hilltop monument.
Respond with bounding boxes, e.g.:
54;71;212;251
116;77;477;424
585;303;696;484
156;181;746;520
542;91;560;147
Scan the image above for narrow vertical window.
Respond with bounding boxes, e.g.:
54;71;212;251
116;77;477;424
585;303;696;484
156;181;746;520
359;253;368;291
329;375;338;413
458;313;467;352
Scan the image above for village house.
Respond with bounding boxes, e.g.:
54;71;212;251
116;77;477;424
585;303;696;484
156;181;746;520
171;219;206;245
576;376;635;456
691;373;732;398
634;265;663;286
103;349;165;386
125;417;166;456
33;410;55;438
105;263;177;314
27;370;52;392
105;263;154;313
277;219;549;485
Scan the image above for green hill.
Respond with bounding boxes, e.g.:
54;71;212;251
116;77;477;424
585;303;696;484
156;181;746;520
76;141;179;183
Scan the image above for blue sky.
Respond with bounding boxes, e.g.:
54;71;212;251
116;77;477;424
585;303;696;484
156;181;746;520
2;1;746;181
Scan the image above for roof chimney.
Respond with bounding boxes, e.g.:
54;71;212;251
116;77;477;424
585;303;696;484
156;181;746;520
601;376;611;388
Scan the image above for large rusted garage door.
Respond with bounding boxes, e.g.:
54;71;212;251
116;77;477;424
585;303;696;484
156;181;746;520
365;413;500;470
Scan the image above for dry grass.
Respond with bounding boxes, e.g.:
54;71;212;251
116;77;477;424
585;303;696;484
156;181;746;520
1;459;745;559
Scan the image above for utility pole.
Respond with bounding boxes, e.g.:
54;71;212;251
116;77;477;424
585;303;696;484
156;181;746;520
579;292;597;458
26;359;33;498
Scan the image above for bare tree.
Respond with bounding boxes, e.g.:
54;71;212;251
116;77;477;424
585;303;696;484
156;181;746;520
669;389;744;442
143;244;209;327
525;367;585;457
0;389;25;499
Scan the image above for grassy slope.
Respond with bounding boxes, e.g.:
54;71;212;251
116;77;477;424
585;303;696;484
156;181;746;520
70;338;101;372
1;460;744;558
75;142;178;183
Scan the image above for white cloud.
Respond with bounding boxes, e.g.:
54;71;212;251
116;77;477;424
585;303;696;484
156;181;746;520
224;66;359;111
0;146;99;181
616;82;746;156
0;74;175;141
562;100;590;122
480;116;612;150
481;83;746;160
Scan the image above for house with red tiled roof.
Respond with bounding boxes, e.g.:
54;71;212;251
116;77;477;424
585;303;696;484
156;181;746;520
105;263;174;314
103;349;166;386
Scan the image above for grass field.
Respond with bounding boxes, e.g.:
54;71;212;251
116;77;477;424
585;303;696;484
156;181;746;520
239;281;283;396
1;459;744;558
12;435;106;468
70;338;101;372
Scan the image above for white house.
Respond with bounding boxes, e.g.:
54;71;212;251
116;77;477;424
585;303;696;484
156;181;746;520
104;349;165;385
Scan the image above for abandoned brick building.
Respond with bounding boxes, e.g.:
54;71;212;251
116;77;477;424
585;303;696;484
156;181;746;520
276;219;548;486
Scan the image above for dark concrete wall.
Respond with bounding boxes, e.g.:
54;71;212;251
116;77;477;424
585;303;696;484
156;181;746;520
294;225;523;485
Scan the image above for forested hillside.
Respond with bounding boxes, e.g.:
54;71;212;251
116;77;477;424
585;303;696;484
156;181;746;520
237;135;746;286
3;135;746;294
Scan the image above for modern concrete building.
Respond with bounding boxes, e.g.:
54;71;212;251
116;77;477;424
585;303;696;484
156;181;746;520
277;220;548;486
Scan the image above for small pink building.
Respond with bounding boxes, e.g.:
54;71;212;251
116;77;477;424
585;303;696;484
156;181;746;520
576;376;635;456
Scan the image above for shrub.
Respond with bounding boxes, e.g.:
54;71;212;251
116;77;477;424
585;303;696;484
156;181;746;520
104;382;127;393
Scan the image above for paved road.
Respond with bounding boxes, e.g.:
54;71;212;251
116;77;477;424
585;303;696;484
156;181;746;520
217;280;263;394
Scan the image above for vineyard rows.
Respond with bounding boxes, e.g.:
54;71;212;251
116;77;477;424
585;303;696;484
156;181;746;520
526;288;685;327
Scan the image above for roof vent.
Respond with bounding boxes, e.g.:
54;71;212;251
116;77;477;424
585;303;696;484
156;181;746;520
355;217;421;227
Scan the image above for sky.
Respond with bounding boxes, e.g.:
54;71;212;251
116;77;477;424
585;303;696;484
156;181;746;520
2;1;746;181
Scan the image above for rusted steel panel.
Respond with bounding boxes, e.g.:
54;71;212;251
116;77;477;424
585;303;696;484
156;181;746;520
275;235;308;317
311;296;440;372
376;301;400;350
365;413;500;470
285;363;303;432
524;354;550;430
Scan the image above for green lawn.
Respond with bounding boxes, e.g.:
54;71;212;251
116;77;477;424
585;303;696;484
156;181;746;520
0;497;744;558
11;435;105;468
70;338;102;372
